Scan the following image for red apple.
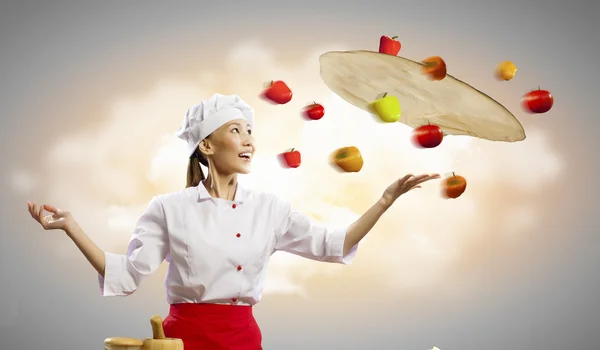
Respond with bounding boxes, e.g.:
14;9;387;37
264;80;292;104
412;124;444;148
283;148;301;168
522;87;553;113
304;102;325;120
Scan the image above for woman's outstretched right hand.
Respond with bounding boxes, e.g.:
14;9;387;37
26;201;106;277
27;201;76;232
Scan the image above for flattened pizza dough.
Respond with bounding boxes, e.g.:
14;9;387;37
319;50;525;142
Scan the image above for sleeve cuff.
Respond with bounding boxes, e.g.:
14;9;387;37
327;226;359;265
97;252;127;296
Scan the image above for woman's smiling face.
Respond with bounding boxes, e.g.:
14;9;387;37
200;119;255;175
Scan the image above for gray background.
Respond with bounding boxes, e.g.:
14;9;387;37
1;0;599;349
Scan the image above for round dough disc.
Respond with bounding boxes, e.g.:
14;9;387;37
319;50;525;142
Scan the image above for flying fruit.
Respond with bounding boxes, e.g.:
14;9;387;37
412;123;444;148
332;146;363;172
263;80;293;104
495;60;517;81
522;87;553;114
370;92;401;123
442;172;467;199
421;56;447;81
282;148;301;168
379;35;401;55
304;102;325;120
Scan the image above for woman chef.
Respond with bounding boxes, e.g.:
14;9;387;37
26;93;440;349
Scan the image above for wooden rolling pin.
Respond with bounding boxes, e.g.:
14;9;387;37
141;315;183;350
104;337;143;350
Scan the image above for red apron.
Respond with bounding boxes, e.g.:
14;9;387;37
162;303;263;350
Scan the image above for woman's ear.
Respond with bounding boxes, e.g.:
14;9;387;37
198;139;214;156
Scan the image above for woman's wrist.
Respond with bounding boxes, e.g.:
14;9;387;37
64;220;81;238
377;196;394;209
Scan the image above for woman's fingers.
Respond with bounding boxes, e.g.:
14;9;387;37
399;174;414;184
408;185;422;191
43;204;59;215
28;202;41;223
404;174;438;187
27;200;71;231
398;174;440;193
27;201;65;230
37;206;46;227
27;201;33;216
410;175;430;183
416;174;440;185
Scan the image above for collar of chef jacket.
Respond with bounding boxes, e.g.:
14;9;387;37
196;180;247;203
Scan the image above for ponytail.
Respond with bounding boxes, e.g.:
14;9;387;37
186;147;209;188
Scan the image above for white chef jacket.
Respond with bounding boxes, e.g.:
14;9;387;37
98;180;359;305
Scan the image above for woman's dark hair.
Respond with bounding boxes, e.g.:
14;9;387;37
186;146;209;188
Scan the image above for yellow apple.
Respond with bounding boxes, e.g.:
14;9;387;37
370;92;401;122
495;60;517;81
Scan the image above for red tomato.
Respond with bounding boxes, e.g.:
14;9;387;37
304;103;325;120
412;124;444;148
522;88;553;113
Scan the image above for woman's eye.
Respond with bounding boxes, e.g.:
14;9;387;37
232;128;239;133
247;129;252;135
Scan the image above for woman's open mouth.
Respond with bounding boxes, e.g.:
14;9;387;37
239;152;252;162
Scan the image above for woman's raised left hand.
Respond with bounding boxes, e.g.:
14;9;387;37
381;173;440;206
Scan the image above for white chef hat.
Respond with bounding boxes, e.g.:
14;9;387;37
176;93;254;158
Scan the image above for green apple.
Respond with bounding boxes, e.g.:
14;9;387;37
370;92;402;122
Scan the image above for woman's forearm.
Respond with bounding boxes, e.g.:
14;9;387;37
343;197;392;255
65;223;106;278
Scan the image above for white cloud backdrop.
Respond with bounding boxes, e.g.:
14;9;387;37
14;41;564;296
